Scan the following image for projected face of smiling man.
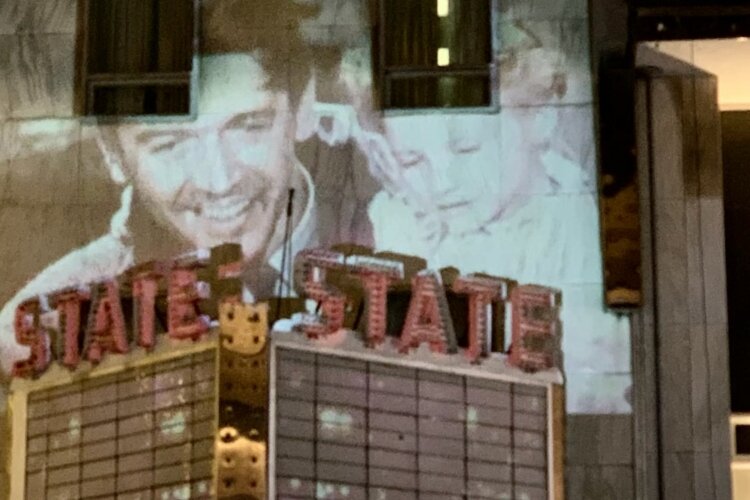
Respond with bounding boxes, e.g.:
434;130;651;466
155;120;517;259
100;53;311;270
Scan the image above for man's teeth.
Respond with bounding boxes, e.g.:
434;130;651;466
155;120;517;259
201;197;252;220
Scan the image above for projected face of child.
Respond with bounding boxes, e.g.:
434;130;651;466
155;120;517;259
106;54;301;265
377;114;531;236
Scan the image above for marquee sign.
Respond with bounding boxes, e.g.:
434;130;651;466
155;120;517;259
9;244;562;379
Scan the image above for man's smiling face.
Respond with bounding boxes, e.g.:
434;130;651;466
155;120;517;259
111;54;296;263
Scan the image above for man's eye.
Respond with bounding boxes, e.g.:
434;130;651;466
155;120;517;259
149;137;179;153
395;150;425;168
452;140;481;154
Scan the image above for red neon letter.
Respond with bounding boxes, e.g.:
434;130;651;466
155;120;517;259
85;281;129;363
167;263;210;341
11;298;50;378
301;282;346;338
508;285;562;373
296;248;347;338
398;271;457;354
131;263;165;349
453;275;512;363
348;255;404;347
51;287;89;369
210;243;244;309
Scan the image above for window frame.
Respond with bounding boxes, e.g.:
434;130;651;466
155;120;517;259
74;0;200;118
375;0;500;114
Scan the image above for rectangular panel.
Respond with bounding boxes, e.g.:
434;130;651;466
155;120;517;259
274;347;551;498
23;350;216;499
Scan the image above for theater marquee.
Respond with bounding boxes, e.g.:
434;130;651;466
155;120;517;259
6;244;565;499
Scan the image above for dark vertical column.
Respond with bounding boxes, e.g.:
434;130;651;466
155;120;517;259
636;57;732;500
633;72;661;500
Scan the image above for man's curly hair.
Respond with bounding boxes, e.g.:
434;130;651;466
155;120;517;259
201;0;347;109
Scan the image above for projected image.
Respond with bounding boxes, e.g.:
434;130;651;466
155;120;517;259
351;109;628;414
332;36;629;412
0;1;629;413
99;53;317;297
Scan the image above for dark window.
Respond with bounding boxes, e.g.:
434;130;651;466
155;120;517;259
377;0;493;109
736;425;750;455
76;0;195;116
722;111;750;412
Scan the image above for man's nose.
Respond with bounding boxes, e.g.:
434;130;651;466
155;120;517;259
197;133;236;194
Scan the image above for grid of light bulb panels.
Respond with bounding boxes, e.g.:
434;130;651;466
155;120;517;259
274;347;551;500
20;343;554;500
23;350;216;500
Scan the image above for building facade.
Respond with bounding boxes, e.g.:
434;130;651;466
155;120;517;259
1;0;728;498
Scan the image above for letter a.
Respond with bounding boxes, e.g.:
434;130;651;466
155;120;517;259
85;281;129;363
398;271;457;354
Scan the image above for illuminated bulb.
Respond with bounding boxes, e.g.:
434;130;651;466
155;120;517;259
437;48;450;66
437;0;449;17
